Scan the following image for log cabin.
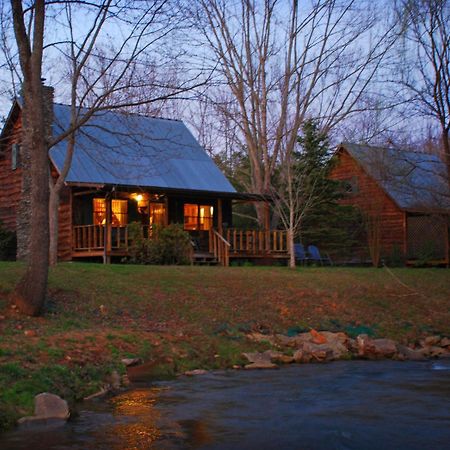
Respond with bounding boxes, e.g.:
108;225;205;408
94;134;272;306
330;143;450;265
0;95;288;265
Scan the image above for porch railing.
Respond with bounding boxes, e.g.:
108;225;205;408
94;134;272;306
208;229;231;266
224;228;288;254
72;225;129;252
73;225;289;263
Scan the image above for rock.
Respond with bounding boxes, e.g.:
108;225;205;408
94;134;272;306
262;350;294;364
244;362;278;369
242;352;278;369
246;333;277;346
121;358;142;367
440;337;450;347
302;342;331;361
356;335;397;359
424;335;441;346
232;365;241;369
428;346;449;358
109;370;121;390
184;369;208;376
396;345;426;361
310;329;327;344
293;349;307;363
34;393;70;420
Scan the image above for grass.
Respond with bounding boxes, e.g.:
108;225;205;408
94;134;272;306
0;261;449;431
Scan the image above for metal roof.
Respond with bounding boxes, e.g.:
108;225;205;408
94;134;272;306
341;143;450;212
49;104;236;194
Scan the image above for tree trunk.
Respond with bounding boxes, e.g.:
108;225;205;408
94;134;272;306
11;85;49;316
49;186;60;266
10;0;48;316
443;129;450;188
288;211;296;269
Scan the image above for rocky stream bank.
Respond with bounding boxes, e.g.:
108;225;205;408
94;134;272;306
17;329;450;426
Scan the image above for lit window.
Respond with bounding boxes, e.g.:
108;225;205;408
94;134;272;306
150;203;166;226
93;198;128;226
184;204;214;230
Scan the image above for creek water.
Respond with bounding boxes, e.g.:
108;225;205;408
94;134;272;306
1;360;450;450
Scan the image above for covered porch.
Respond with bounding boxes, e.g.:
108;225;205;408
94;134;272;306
70;188;289;265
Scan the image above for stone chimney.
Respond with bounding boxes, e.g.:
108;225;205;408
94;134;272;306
16;82;54;261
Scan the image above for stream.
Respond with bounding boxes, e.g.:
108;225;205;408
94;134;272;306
1;360;450;449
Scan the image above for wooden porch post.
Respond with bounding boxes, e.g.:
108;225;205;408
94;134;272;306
103;193;112;264
264;201;270;252
217;198;223;235
164;196;169;226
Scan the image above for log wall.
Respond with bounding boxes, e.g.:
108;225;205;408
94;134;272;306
1;110;72;261
330;149;406;259
0;113;22;233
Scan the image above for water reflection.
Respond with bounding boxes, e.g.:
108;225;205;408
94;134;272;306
106;388;163;449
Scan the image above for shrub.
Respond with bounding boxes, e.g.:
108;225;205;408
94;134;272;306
0;222;16;261
127;222;192;265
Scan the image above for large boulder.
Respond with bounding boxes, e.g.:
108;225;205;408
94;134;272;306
356;335;397;359
396;344;426;361
18;393;70;425
292;331;351;362
34;393;70;420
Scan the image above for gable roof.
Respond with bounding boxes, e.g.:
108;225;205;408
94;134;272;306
339;143;450;213
49;104;237;194
1;99;236;195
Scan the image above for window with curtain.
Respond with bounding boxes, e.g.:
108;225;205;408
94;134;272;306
184;204;214;230
93;198;128;226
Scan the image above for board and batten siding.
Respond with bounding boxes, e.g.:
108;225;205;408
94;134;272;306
330;148;406;258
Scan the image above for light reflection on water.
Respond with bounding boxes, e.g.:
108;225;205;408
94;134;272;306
1;360;450;450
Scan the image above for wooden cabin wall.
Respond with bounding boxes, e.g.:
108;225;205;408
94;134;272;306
0;114;22;233
330;149;406;259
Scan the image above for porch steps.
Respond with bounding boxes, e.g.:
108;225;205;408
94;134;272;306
193;252;218;266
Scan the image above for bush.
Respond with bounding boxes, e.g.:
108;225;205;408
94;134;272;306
128;223;192;265
0;222;16;261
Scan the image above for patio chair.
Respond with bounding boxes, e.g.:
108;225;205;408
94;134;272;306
294;243;310;265
307;245;333;266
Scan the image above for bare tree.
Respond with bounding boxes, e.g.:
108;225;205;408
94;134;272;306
46;0;203;265
396;0;450;180
190;0;397;263
4;0;205;315
9;0;49;315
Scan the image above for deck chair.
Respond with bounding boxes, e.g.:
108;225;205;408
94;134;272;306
307;245;333;266
294;243;310;265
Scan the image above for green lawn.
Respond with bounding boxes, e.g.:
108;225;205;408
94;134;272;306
0;262;449;431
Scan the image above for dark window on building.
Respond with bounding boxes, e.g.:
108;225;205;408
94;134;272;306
11;144;20;170
341;176;359;195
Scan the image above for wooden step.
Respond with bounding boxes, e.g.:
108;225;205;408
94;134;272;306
193;252;218;266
